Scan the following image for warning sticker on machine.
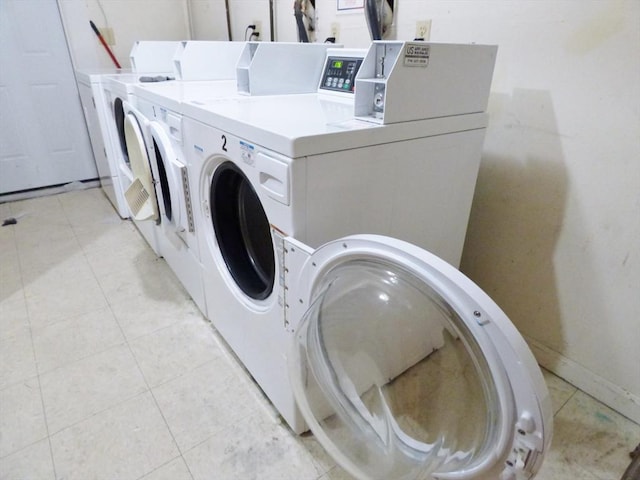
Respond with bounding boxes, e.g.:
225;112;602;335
404;43;430;67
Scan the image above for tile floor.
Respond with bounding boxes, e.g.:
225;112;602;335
1;188;638;480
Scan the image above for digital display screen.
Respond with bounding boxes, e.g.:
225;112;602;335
332;60;343;69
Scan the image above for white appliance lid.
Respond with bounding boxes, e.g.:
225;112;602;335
288;234;552;480
181;94;488;158
132;79;238;113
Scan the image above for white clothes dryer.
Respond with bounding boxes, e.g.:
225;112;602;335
123;40;344;257
81;41;181;220
102;73;166;254
117;41;336;312
76;67;126;213
121;90;206;315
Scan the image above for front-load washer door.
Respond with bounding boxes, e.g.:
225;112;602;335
148;122;193;236
123;103;159;222
288;234;552;480
209;160;275;301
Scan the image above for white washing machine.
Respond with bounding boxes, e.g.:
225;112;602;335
102;41;334;254
77;41;181;219
76;67;125;210
102;73;166;254
121;89;206;314
119;42;338;313
181;41;552;478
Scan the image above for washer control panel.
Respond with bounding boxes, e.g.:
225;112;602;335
319;56;363;94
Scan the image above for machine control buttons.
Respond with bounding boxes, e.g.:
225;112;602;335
320;56;363;94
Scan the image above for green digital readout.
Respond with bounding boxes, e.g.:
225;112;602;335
332;60;343;68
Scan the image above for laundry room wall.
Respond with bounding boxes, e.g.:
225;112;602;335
57;0;192;69
309;0;637;425
54;0;640;423
315;0;640;423
224;0;272;41
188;0;230;40
185;0;300;42
313;0;372;46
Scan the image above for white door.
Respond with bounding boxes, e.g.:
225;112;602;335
0;0;96;194
288;235;553;480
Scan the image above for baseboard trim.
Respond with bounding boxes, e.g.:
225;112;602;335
527;335;640;425
0;179;100;203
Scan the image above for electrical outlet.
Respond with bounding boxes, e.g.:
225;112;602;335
415;20;431;40
252;21;262;41
99;27;115;46
330;22;340;41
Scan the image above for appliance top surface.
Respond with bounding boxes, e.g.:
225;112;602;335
75;68;131;83
133;79;238;111
181;94;488;158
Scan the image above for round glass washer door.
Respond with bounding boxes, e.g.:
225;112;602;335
289;235;552;480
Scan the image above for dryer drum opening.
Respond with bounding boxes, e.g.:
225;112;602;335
114;97;130;166
153;139;172;222
210;161;275;300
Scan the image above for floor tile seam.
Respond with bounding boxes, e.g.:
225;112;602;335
0;434;50;461
170;410;264;455
46;388;151;438
6;220;31;336
21;308;60;480
100;262;213;394
553;388;579;418
145;381;186;457
20;256;100;279
178;410;267;458
26;303;116;337
0;371;40;392
109;306;203;344
34;338;130;377
3;242;46;460
57;197;118;291
67;219;125;258
35;341;134;385
143;355;226;391
118;334;188;462
58;196;84;235
570;389;640;428
132;454;195;480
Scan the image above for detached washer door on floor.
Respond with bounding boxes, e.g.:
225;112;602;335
289;234;552;480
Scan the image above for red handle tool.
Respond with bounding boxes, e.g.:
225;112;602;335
89;20;121;69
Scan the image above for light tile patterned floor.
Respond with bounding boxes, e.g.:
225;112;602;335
0;188;638;480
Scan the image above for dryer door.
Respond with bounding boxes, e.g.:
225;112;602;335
148;121;191;235
113;96;130;168
122;102;159;222
288;235;552;480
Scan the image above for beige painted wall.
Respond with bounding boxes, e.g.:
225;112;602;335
316;0;640;422
58;0;191;69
